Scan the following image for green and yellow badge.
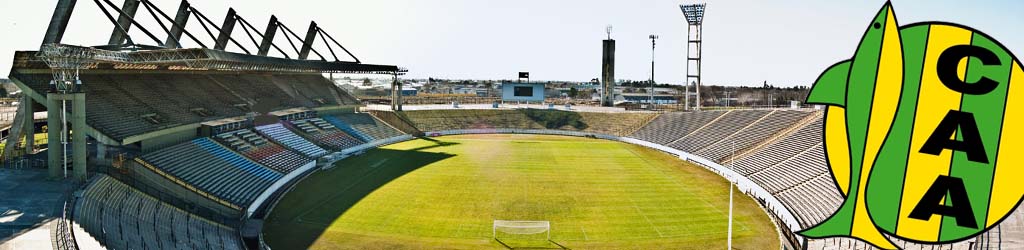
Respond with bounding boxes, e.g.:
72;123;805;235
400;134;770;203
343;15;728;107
800;2;1024;249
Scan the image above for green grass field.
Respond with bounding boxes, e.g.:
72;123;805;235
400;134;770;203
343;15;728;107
264;134;779;249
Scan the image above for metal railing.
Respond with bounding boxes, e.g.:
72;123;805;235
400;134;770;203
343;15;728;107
54;191;80;250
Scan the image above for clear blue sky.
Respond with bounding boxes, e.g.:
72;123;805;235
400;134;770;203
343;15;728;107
0;0;1021;87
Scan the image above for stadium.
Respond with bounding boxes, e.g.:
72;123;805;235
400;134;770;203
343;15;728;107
0;1;1022;250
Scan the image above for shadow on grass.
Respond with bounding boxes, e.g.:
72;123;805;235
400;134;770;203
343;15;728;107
262;146;456;249
495;238;570;250
411;137;459;151
519;109;588;130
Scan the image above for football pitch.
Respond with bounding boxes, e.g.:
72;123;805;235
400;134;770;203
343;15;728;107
263;134;779;249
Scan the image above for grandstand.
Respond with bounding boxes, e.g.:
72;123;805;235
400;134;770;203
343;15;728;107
137;138;282;207
626;110;1005;249
9;72;360;143
399;109;657;136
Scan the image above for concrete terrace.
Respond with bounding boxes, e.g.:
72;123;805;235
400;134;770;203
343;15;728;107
0;168;78;250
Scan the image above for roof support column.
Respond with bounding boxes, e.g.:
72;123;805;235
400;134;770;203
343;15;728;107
165;0;192;48
298;21;318;59
108;0;141;45
42;0;78;47
214;8;237;50
257;16;279;56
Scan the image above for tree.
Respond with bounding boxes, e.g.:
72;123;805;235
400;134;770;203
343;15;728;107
362;78;372;86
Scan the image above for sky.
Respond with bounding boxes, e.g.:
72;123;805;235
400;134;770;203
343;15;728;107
0;0;1021;87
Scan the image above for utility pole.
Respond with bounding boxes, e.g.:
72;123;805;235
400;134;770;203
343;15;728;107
728;142;735;250
725;90;732;108
649;34;658;110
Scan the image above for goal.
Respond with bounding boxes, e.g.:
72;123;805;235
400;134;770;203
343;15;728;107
492;220;551;241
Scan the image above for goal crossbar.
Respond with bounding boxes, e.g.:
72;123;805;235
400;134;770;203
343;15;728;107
493;220;551;240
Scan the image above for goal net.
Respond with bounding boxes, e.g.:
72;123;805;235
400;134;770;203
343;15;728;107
493;220;550;241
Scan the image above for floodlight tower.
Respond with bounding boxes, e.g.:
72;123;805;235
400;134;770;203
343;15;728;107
681;4;706;111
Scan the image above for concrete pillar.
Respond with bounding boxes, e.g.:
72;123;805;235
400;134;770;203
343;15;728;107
391;76;403;111
46;94;63;179
72;93;86;181
96;141;106;161
22;95;34;154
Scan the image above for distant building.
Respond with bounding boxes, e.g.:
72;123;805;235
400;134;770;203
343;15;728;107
500;82;546;102
401;87;418;96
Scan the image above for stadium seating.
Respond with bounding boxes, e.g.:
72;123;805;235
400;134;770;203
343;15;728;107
255;123;329;157
401;109;657;136
667;110;772;153
566;112;659;136
279;75;361;106
747;144;827;193
75;175;242;249
325;113;405;141
366;110;423;135
731;119;823;175
774;173;843;227
140;138;282;206
629;111;727;145
214;130;313;173
627;110;842;229
9;72;358;141
696;110;813;162
282;119;364;151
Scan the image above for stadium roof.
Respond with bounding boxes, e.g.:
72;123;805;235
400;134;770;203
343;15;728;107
13;44;397;74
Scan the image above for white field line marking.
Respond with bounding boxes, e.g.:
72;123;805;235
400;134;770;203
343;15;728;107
629;197;665;238
624;145;751;232
369;158;389;168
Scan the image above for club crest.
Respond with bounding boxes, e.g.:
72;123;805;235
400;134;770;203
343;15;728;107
799;2;1024;249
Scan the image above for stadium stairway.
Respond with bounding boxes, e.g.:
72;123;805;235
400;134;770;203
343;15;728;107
720;111;823;165
695;110;814;162
214;130;314;174
325;113;406;141
667;109;773;153
323;116;375;142
255;123;329;158
629;110;727;145
367;110;424;136
283;119;364;151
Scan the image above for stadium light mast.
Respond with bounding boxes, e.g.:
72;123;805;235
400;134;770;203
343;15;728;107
649;34;658;110
681;3;706;111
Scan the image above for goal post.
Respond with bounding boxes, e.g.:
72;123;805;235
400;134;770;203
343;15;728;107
492;220;551;241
